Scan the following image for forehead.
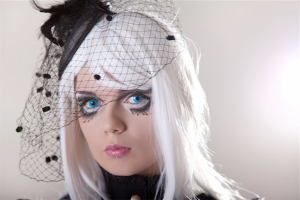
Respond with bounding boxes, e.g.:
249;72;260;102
75;63;152;93
75;64;151;104
75;64;111;93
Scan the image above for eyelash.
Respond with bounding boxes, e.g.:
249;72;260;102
77;97;100;118
126;94;151;116
77;93;151;118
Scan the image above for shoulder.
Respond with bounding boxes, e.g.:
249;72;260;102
60;193;215;200
195;194;264;200
58;193;70;200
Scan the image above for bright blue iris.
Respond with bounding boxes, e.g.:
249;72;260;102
132;95;142;103
88;100;99;108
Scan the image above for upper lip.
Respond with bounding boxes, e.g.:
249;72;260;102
104;144;131;151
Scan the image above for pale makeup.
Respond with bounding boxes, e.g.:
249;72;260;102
75;64;159;177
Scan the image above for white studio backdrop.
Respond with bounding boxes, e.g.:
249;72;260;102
0;1;299;200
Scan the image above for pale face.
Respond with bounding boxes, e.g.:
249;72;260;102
75;64;159;177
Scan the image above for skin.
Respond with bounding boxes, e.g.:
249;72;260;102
75;64;159;177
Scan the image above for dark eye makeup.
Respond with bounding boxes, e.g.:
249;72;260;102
126;93;151;116
75;91;151;119
76;95;101;117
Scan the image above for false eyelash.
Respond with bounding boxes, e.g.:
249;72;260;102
124;93;151;115
77;97;101;118
130;99;151;116
125;93;150;104
79;106;99;118
76;96;101;105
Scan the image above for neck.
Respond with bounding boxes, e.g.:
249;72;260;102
100;166;164;199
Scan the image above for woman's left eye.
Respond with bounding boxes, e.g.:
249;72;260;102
125;94;150;106
124;94;151;115
128;95;144;104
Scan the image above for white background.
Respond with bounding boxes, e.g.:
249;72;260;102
0;0;299;200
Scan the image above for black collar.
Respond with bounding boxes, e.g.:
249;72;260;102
101;168;216;200
102;168;164;199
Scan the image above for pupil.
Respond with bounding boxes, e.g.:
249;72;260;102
135;96;140;101
91;101;95;105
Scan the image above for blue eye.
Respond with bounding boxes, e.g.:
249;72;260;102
131;95;143;104
88;100;98;108
126;94;150;106
125;94;151;115
79;99;100;116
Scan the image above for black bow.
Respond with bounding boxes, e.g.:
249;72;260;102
33;0;114;46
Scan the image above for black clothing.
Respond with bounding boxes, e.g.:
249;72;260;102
58;168;262;200
58;169;263;200
59;168;216;200
101;169;215;200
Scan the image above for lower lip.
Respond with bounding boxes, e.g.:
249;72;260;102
105;148;131;157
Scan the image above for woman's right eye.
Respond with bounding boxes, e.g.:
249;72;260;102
86;99;99;108
79;99;101;116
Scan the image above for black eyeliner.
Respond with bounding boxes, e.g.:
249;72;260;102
76;89;152;118
117;88;152;101
75;91;103;103
130;98;151;115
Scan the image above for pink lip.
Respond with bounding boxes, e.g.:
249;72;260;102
104;144;131;157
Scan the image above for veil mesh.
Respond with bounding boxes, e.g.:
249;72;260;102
17;0;185;182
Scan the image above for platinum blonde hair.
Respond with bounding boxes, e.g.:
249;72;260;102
59;12;245;200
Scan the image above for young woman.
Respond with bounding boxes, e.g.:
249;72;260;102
17;0;262;199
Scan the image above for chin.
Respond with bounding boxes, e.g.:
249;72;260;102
101;164;138;176
111;171;135;176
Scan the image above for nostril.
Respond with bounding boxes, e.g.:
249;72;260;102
113;129;121;134
105;129;122;135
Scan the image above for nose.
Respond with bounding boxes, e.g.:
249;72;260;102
100;101;126;135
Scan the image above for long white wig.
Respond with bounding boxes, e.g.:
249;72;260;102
59;12;245;200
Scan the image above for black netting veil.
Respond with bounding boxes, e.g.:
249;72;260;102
17;0;185;182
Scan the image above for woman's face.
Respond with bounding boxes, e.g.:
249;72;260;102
75;65;159;177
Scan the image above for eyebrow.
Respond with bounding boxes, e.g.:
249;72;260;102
75;88;152;101
102;68;125;85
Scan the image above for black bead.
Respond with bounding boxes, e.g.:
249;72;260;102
16;126;23;132
104;1;110;6
37;87;44;93
45;91;51;97
166;35;175;40
56;135;60;141
45;156;51;163
54;53;61;58
94;74;101;80
57;40;64;47
35;72;41;77
43;74;51;79
51;155;58;161
106;15;113;21
42;106;51;112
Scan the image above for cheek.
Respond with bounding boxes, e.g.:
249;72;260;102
78;117;103;151
128;115;152;136
128;116;156;153
78;118;94;137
